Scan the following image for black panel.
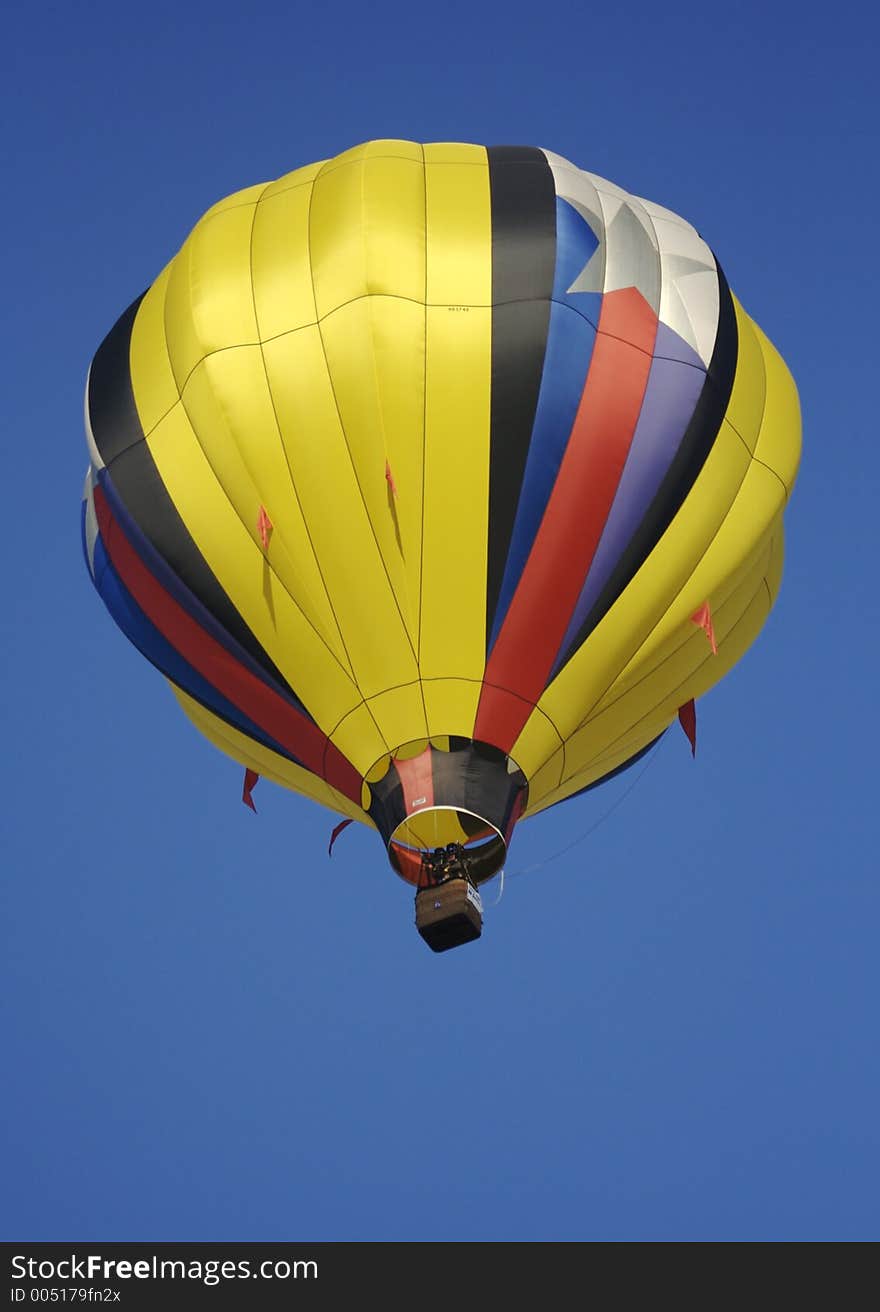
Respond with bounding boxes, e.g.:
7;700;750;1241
88;296;297;695
555;261;740;671
485;146;557;644
87;292;148;465
487;146;557;302
368;740;527;853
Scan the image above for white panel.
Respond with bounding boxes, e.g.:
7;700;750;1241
673;268;722;366
542;154;720;363
83;365;104;472
82;466;99;579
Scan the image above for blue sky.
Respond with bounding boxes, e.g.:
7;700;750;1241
3;0;878;1241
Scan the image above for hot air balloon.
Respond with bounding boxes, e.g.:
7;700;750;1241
82;140;800;950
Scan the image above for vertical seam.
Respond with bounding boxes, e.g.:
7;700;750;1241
159;220;359;694
416;141;431;738
307;155;391;758
360;153;429;745
248;179;357;682
307;157;420;677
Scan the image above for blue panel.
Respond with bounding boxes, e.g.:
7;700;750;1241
489;299;597;649
488;198;606;650
80;499;95;582
553;197;602;320
90;532;301;767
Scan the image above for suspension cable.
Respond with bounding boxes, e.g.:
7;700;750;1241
492;735;667;890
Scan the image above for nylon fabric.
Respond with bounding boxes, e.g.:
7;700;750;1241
83;139;800;882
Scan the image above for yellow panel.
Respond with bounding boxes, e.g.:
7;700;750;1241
511;703;564;781
567;723;669;792
262;325;420;696
329;700;391;775
528;569;776;818
542;573;776;813
535;414;753;747
171;685;369;825
424;142;487;165
163;201;260;389
260;159;326;201
567;535;775;777
526;518;784;817
145;401;363;727
423;145;491;305
365;297;426;640
362;139;423;160
597;453;786;702
725;297;767;453
752;319;801;493
527;714;671;816
308;151;425;317
129;262;178;435
364;683;428;753
319;298;424;648
180;349;352;667
595;518;775;721
250;182;317;340
316;139;423;175
200;182;267;223
420;305;492;681
397;809;476;848
522;745;566;815
421;678;483;739
393;738;429;761
307;160;366;317
603;541;776;762
365;754;391;784
355;153;426;301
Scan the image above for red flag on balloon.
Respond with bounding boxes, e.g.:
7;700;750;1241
328;817;354;856
678;699;697;756
691;601;717;654
242;768;260;811
385;459;398;498
257;505;273;551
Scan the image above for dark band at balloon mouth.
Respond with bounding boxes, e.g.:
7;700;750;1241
363;737;528;887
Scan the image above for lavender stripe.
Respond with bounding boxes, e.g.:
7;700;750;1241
552;326;706;673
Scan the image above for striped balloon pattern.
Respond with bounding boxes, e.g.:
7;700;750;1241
82;141;800;884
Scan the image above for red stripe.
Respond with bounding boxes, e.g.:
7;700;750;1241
242;767;259;810
94;486;362;803
395;747;435;817
678;700;697;756
476;288;658;750
328;817;354;855
391;842;424;886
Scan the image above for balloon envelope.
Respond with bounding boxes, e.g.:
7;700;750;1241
82;140;800;882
